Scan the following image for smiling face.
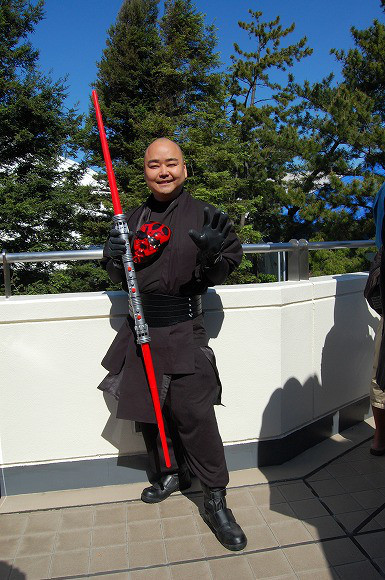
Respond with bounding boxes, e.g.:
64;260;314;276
144;138;187;202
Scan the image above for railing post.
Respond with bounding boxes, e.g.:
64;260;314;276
2;250;12;298
287;240;300;281
299;239;310;280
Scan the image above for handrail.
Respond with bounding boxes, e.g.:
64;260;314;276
1;240;376;298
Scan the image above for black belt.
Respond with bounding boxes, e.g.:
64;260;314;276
129;294;202;327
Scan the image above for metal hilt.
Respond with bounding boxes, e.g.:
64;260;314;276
113;214;150;344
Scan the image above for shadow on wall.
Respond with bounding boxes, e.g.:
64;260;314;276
258;275;377;573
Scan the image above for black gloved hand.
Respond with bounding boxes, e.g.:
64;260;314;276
105;228;128;259
189;207;232;267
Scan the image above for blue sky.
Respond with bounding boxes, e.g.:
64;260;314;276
30;0;384;115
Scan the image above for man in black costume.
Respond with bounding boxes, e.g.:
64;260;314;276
101;138;246;551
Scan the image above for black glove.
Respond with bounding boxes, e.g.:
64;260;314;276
105;228;130;259
189;207;232;267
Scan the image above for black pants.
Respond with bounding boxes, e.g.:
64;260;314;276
140;348;229;488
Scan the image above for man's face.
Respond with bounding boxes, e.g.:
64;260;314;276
144;139;187;202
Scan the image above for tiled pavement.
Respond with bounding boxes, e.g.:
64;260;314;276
1;437;385;578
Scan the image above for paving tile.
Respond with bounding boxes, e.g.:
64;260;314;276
342;448;370;462
159;497;194;518
0;561;13;580
209;555;254;579
277;482;315;502
374;557;385;574
93;504;126;527
170;560;211;579
336;475;375;493
334;560;383;579
247;548;296;577
161;515;198;539
91;574;130;580
89;545;129;573
59;507;94;530
336;510;378;533
226;488;255;508
24;511;61;535
364;472;385;488
270;520;313;545
249;484;286;506
10;555;51;580
309;480;346;498
242;524;278;551
289;498;329;519
200;530;235;557
55;528;92;551
128;540;166;568
369;508;385;527
0;514;28;538
283;543;330;572
319;538;365;566
130;567;171;579
164;535;205;563
322;494;363;514
0;536;21;559
127;501;160;523
259;502;296;524
127;518;162;543
231;506;265;527
325;463;358;478
92;523;126;548
307;468;334;482
50;548;90;577
16;532;56;557
360;517;385;533
193;513;211;535
356;530;385;559
348;460;384;475
303;516;344;540
297;570;339;579
351;489;385;509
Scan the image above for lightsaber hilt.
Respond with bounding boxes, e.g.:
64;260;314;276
113;214;150;345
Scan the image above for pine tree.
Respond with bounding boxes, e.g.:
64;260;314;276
87;0;225;210
284;13;385;274
0;0;102;294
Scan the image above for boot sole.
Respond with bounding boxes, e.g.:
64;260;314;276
202;514;247;551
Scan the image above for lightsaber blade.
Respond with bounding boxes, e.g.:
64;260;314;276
92;90;171;468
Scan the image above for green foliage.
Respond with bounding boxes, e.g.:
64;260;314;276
3;1;385;296
0;0;100;294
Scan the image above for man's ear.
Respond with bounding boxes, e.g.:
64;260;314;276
183;163;188;178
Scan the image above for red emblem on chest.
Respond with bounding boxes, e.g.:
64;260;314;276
132;221;171;264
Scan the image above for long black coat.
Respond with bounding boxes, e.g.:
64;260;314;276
99;189;243;422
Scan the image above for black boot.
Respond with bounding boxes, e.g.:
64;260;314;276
141;467;191;504
202;486;247;551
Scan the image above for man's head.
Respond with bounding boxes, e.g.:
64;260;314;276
144;138;187;202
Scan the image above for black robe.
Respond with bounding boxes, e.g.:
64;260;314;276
99;188;243;422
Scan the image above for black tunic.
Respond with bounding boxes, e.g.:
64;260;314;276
99;188;243;422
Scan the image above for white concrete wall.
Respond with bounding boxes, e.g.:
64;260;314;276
0;274;378;468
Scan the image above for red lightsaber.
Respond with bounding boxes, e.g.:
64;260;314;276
92;90;171;468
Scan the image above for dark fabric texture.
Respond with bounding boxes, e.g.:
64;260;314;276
140;347;229;488
376;247;385;391
99;188;242;422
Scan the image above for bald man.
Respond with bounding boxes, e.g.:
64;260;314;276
100;138;246;551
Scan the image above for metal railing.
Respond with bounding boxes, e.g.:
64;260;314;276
1;240;376;298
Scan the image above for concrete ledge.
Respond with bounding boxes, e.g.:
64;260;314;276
1;396;370;497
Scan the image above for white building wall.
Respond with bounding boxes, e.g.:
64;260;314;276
0;274;378;468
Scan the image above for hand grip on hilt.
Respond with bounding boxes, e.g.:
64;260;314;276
113;214;150;345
